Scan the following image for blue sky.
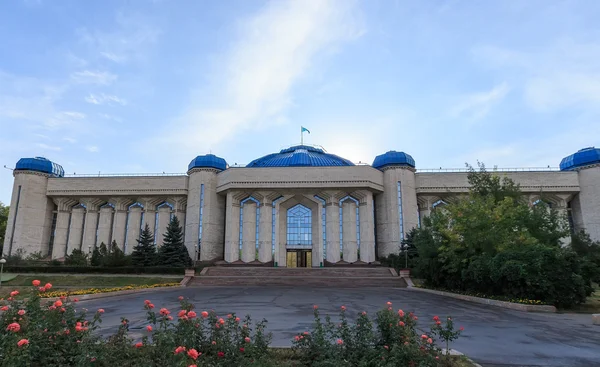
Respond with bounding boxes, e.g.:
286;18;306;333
1;0;600;203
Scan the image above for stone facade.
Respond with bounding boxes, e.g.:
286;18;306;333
3;147;600;265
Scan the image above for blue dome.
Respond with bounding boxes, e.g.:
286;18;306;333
246;145;354;168
15;157;64;177
560;147;600;171
372;151;415;170
188;154;227;171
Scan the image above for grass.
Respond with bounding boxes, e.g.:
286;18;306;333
0;275;182;299
567;284;600;313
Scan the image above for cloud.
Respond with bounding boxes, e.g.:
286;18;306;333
155;0;363;160
450;83;510;121
472;40;600;112
86;145;99;152
85;93;127;105
37;143;62;151
70;70;117;85
100;52;126;63
63;137;77;143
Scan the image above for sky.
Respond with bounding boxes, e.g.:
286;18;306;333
1;0;600;204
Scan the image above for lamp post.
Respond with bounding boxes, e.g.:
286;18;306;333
400;243;408;269
0;258;6;289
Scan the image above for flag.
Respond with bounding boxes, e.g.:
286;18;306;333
301;126;310;134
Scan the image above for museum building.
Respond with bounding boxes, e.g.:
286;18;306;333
3;145;600;267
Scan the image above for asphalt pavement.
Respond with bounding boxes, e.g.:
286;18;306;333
76;286;600;367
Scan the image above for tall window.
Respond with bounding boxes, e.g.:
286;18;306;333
272;196;285;255
287;204;312;248
314;196;326;259
198;184;205;258
397;182;404;241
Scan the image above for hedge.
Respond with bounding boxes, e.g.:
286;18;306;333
2;266;188;275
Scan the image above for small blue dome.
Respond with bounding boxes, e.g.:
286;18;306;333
372;151;415;170
560;147;600;171
15;157;64;177
188;154;227;171
246;145;354;168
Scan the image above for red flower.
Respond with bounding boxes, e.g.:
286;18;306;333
17;339;29;347
10;290;19;297
32;280;41;287
341;305;346;311
217;352;225;358
399;321;405;327
421;334;427;339
135;342;143;348
54;300;63;307
294;336;300;341
159;308;170;316
433;315;440;322
167;316;173;321
427;338;433;344
239;347;245;352
18;309;25;316
0;306;8;311
187;348;200;360
386;301;392;306
398;309;405;317
187;311;197;319
97;309;105;314
384;345;389;350
7;323;21;332
218;318;225;325
146;325;153;332
45;283;52;290
460;326;464;331
245;337;251;343
227;313;232;319
235;317;240;322
73;298;79;302
189;365;197;367
336;339;344;345
144;300;151;305
174;346;186;354
436;321;441;326
201;311;209;318
38;287;46;293
148;303;155;309
178;310;187;318
178;296;184;301
313;305;318;310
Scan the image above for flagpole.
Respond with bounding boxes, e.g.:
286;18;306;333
301;126;303;145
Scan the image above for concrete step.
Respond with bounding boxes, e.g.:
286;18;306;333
189;267;406;288
202;267;395;278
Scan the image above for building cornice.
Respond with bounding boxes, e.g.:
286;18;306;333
14;170;52;178
187;168;222;175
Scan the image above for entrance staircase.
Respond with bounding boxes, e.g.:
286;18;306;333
189;267;407;288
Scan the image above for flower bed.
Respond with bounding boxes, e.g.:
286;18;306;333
414;285;548;305
41;283;181;298
0;280;468;366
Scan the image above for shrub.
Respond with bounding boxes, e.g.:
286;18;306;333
64;249;88;266
1;266;186;275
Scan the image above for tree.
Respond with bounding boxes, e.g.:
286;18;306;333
91;245;102;266
0;202;8;254
105;240;130;267
64;249;88;266
158;216;192;267
131;224;157;266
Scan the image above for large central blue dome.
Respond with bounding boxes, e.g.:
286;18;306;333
246;145;354;168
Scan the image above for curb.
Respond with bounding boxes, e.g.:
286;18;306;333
443;349;483;367
593;314;600;325
410;287;557;313
41;285;183;303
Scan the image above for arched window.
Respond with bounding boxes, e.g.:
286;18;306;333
287;204;312;248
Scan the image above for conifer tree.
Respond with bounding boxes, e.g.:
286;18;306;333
158;215;192;267
90;245;102;266
131;224;157;266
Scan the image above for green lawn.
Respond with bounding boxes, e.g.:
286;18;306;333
0;275;181;299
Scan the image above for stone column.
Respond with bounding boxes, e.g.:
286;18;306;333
111;199;131;251
67;205;85;254
82;199;102;251
156;205;172;247
125;205;143;254
97;205;114;247
51;198;76;259
224;192;240;262
140;198;159;245
241;202;257;263
418;196;433;227
325;198;340;263
342;200;358;263
359;192;375;263
258;199;273;263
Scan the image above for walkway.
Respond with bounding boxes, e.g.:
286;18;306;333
77;286;600;367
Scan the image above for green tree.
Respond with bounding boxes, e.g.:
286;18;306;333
90;245;102;266
64;249;88;266
105;240;130;267
0;202;8;254
158;215;192;267
131;224;157;266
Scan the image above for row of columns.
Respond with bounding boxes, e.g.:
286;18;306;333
50;197;186;259
224;191;376;265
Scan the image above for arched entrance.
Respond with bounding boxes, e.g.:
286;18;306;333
286;204;312;268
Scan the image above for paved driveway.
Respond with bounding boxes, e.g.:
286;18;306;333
77;286;600;367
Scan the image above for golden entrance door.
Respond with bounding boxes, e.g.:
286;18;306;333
286;250;312;268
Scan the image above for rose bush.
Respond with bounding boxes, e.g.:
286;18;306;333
1;281;464;366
